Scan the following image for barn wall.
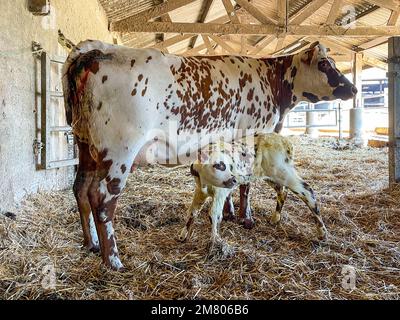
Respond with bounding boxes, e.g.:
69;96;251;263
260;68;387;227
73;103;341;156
0;0;114;212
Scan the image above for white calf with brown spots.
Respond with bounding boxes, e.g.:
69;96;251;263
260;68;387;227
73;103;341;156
179;133;327;245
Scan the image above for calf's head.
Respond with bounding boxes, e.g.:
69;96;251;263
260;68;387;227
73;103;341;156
294;42;357;103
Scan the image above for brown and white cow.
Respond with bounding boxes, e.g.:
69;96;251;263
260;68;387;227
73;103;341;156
61;35;356;270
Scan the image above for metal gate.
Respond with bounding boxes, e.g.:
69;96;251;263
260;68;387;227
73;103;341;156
34;43;78;170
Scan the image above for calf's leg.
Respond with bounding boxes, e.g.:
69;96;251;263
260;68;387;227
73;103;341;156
239;183;254;229
267;182;288;225
209;188;231;243
179;180;208;242
275;173;327;240
223;193;235;221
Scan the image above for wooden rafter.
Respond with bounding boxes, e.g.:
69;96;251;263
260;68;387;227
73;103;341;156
249;35;276;55
202;35;215;54
113;21;400;37
208;35;236;54
326;0;343;25
189;0;214;49
277;0;288;27
152;34;193;50
289;0;326;24
222;0;240;24
112;0;197;29
234;0;276;24
366;0;399;11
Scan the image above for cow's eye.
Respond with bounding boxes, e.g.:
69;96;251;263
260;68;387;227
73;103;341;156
320;60;330;70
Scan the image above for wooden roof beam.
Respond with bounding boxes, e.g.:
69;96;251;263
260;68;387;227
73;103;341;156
222;0;240;24
326;0;343;25
365;0;399;11
277;0;288;27
234;0;277;24
189;0;214;49
112;0;197;31
289;0;326;24
112;22;400;37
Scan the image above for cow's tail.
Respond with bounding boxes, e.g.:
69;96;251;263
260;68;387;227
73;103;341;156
61;35;110;144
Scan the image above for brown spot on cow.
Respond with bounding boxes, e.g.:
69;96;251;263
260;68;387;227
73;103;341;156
131;89;137;96
102;75;108;83
97;101;103;110
146;56;153;63
142;87;147;96
138;74;144;82
121;164;127;174
131;59;136;68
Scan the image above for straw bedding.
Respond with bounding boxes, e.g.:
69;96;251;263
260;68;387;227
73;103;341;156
0;136;399;300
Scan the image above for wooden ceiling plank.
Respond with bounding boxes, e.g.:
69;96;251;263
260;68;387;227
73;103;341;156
365;0;399;11
208;35;236;54
114;22;400;37
222;0;240;24
289;0;326;24
189;0;214;49
326;0;343;25
202;35;216;54
111;0;197;31
234;0;277;24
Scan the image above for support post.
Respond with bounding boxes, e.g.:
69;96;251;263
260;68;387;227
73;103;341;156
388;37;400;186
350;52;365;146
306;103;318;138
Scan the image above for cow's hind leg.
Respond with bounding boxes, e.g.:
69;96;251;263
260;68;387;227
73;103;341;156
73;141;99;252
179;179;208;242
267;181;288;225
88;150;133;270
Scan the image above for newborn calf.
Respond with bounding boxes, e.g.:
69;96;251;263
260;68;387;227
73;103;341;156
179;133;327;244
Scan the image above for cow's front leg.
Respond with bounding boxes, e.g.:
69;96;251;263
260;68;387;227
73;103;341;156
222;193;235;221
179;180;208;242
239;183;254;229
267;181;288;225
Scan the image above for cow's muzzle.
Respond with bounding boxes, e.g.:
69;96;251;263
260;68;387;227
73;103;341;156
333;84;357;100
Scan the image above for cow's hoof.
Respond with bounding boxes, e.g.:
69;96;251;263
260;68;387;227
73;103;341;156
107;256;125;272
223;213;235;222
270;213;281;225
240;218;255;229
178;228;189;242
89;244;100;254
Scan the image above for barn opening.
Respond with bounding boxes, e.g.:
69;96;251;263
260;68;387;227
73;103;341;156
0;0;399;300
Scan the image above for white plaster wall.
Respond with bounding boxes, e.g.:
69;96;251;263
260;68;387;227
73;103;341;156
0;0;115;212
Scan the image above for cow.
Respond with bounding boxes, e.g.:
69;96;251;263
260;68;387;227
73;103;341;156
60;32;356;270
179;132;326;246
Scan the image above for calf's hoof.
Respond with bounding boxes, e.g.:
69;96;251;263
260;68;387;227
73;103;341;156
83;241;100;254
178;227;189;242
317;226;328;241
240;218;255;230
270;213;281;225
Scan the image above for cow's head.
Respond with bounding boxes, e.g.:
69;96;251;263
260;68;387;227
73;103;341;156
294;42;357;103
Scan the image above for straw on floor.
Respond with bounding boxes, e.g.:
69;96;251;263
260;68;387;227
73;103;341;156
0;136;399;300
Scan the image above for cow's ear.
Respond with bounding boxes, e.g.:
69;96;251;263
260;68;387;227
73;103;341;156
301;46;319;65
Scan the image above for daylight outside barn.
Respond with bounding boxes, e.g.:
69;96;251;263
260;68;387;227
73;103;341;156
0;0;399;303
